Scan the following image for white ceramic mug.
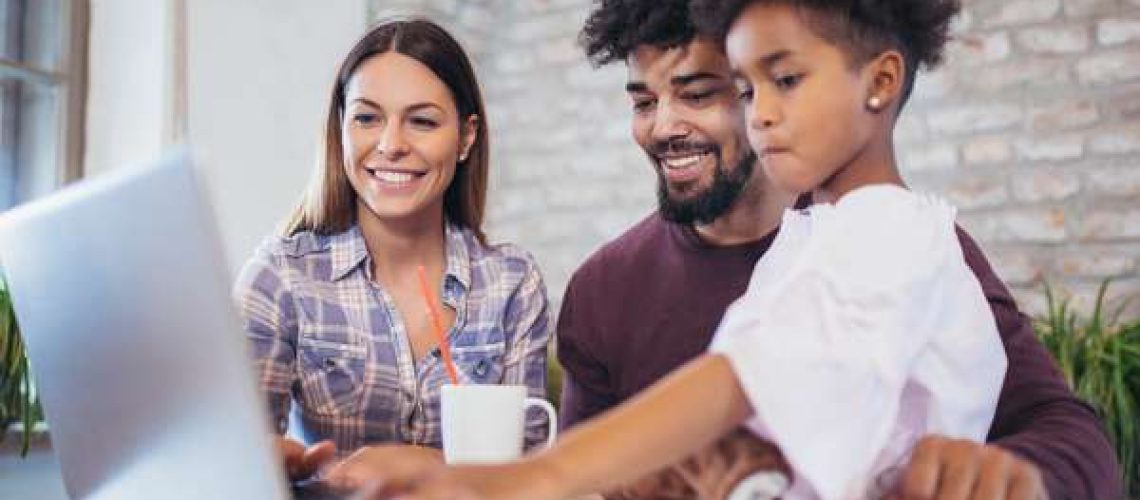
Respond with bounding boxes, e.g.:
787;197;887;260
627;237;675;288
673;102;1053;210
440;384;558;464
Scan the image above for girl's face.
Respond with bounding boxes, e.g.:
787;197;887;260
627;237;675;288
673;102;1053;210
341;51;476;225
726;3;880;198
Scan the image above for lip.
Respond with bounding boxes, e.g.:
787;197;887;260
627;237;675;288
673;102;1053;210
656;150;713;184
361;165;428;195
758;147;790;158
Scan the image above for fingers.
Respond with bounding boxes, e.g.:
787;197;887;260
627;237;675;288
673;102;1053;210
969;449;1011;500
1005;461;1046;500
896;436;1047;500
900;436;945;499
934;441;979;500
299;440;337;478
276;436;307;479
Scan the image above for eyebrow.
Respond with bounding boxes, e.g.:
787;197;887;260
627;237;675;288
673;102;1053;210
758;50;793;69
625;71;725;93
348;97;444;113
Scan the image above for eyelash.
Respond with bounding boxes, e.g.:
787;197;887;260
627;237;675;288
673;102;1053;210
410;117;439;128
774;73;803;91
632;99;654;113
352;113;380;126
351;113;440;130
681;90;717;103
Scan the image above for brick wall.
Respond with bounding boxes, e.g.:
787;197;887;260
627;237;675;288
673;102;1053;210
370;0;1140;316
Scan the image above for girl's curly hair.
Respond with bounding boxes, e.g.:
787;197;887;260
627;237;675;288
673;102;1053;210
690;0;961;105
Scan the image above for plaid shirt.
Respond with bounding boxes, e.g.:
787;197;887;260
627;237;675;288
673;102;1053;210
233;223;552;454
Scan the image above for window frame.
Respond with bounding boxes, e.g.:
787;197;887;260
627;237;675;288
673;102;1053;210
0;0;88;209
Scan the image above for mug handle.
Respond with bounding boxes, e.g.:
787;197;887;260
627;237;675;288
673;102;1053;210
524;397;558;449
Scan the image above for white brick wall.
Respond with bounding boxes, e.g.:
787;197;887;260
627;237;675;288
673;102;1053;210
371;0;1140;315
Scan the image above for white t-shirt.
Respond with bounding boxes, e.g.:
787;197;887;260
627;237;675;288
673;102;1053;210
710;185;1007;500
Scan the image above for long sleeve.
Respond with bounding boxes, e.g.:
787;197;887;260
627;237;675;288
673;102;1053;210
233;244;299;435
557;269;618;430
957;230;1123;499
501;254;554;449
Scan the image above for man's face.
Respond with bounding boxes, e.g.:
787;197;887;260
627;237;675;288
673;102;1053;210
626;38;756;225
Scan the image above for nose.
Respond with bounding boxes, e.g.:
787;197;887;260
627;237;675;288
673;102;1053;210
748;90;781;131
374;122;409;160
650;101;692;144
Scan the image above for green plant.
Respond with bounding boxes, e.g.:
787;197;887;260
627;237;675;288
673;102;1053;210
1034;280;1140;496
0;274;40;456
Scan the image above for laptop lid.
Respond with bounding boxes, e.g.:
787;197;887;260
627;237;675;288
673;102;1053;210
0;151;289;499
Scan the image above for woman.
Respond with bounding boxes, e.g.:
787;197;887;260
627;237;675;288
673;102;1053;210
232;17;552;481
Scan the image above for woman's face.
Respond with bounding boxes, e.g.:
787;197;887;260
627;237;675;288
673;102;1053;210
341;51;476;225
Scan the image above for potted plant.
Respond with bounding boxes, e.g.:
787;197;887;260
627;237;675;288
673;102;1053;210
1035;280;1140;496
0;273;40;456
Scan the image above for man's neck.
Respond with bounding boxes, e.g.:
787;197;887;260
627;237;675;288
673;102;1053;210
693;180;795;247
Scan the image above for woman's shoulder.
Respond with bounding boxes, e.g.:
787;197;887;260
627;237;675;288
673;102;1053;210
452;227;536;269
454;227;544;291
240;228;358;283
250;230;339;264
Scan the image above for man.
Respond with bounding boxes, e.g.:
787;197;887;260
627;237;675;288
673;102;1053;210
557;0;1120;498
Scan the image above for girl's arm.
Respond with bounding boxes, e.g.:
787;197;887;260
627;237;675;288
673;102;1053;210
326;353;753;499
524;353;752;498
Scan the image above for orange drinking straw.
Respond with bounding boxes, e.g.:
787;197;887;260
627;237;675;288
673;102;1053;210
416;265;460;384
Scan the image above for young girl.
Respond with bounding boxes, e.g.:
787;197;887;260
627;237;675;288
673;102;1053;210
232;18;552;482
326;1;1006;498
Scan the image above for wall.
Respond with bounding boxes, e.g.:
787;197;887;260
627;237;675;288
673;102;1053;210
371;0;1140;316
185;0;367;271
85;0;369;272
84;0;171;177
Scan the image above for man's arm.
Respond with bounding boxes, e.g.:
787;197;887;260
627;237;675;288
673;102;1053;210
956;229;1121;498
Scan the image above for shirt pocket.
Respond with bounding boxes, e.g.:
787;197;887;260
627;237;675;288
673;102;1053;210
450;342;507;384
296;334;368;417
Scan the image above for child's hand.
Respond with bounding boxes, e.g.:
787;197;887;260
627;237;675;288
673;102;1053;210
891;436;1046;500
344;461;564;500
324;444;444;491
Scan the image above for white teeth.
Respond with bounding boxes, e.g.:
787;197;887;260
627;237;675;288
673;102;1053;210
372;170;416;183
662;153;707;169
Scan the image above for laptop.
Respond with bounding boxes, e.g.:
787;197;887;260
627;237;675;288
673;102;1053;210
0;151;343;499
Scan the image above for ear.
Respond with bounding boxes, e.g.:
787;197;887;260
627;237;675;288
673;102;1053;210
863;50;905;113
459;115;479;163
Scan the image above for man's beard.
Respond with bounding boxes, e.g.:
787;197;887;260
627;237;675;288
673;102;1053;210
655;148;755;225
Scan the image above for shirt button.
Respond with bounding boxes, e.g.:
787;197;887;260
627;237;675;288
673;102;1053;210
474;359;489;378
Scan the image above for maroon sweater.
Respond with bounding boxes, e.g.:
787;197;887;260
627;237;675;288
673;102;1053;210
557;213;1121;499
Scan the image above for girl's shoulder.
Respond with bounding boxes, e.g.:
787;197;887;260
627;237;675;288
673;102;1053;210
804;185;962;292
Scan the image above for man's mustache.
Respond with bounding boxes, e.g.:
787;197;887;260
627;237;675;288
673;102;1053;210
647;139;718;157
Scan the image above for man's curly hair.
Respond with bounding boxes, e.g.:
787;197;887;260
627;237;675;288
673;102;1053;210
579;0;699;67
689;0;961;105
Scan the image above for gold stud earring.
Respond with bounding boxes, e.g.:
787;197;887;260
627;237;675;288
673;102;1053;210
868;96;883;110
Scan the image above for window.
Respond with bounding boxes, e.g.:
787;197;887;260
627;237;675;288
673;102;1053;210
0;0;86;210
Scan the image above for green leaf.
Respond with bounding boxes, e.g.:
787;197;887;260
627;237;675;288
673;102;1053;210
1035;279;1140;495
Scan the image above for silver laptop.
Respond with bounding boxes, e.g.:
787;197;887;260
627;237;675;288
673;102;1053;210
0;152;328;499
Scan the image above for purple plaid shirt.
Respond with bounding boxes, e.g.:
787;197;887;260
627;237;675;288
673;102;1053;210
233;223;552;454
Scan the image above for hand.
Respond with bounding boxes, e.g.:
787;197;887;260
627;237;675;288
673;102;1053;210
324;444;445;492
276;435;336;481
607;428;789;500
889;436;1047;500
338;459;563;500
